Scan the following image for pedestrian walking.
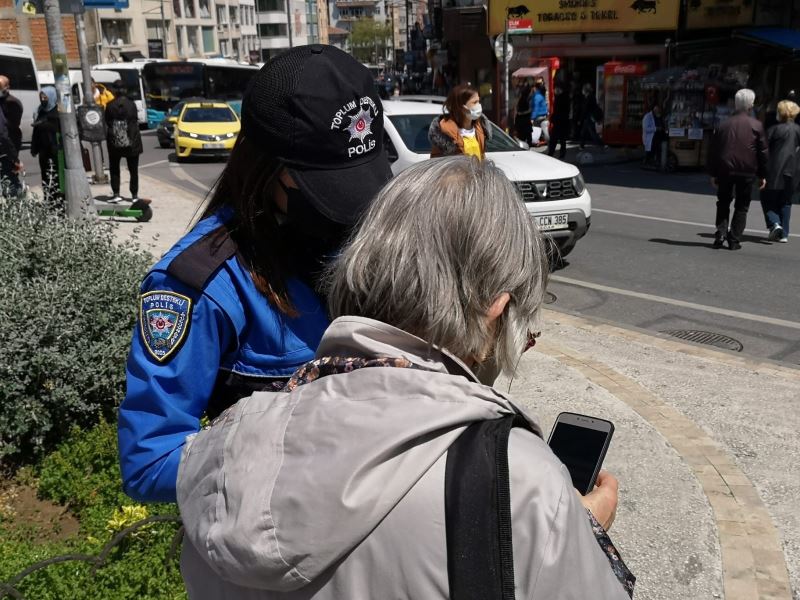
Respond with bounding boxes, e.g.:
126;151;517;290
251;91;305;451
105;81;142;203
531;81;549;146
760;100;800;243
548;82;570;159
177;156;634;600
429;84;490;159
30;87;61;196
579;83;603;148
708;89;768;250
513;81;532;145
118;45;393;503
0;75;23;153
642;104;666;166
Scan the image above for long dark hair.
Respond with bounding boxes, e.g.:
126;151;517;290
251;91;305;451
443;84;479;129
202;135;296;315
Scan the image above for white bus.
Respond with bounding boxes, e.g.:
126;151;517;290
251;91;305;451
38;69;119;105
0;43;40;144
93;61;154;127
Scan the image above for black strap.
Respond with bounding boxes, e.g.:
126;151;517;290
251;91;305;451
166;224;238;292
445;414;533;600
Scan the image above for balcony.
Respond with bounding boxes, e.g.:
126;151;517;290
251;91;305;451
335;0;377;7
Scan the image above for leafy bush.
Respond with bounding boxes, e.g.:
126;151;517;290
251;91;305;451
0;421;186;600
0;194;151;466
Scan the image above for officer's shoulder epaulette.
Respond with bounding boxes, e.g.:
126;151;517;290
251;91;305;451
166;224;238;293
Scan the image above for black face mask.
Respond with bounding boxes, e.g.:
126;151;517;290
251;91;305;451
277;180;350;285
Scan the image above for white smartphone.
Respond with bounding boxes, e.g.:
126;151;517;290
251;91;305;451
547;412;614;495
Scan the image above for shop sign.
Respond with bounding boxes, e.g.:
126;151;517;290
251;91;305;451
605;62;649;76
686;0;754;29
488;0;679;36
508;18;533;34
668;127;686;138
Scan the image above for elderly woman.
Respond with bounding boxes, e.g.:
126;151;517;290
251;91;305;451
761;100;800;242
177;157;634;599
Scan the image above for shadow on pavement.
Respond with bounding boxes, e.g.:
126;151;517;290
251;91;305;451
696;232;772;245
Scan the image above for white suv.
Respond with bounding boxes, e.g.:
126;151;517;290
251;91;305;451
382;100;591;259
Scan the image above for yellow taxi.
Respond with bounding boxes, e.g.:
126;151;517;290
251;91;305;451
174;101;240;161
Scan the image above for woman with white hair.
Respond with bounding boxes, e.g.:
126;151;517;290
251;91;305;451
761;100;800;242
176;156;634;599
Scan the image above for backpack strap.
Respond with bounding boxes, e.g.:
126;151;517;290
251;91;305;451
444;414;534;600
167;224;238;292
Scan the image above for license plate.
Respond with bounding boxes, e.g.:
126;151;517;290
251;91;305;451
536;213;569;231
203;142;225;149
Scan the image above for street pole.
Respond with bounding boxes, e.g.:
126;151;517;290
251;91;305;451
74;12;107;184
43;0;94;218
285;0;293;47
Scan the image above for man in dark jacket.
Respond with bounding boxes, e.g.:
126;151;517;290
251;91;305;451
0;94;21;197
0;75;23;152
708;88;768;250
548;83;571;159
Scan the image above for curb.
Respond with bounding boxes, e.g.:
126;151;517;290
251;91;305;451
537;337;794;600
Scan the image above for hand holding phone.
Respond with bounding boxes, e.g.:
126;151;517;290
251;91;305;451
547;412;614;495
578;470;618;531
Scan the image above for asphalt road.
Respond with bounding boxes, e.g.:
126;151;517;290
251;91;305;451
552;165;800;366
21;138;800;366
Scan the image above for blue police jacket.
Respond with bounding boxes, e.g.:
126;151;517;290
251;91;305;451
118;208;329;502
531;91;548;120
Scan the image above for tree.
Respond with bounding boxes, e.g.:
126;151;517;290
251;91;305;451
349;18;392;64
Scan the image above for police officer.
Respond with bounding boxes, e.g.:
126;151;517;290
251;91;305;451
118;45;393;502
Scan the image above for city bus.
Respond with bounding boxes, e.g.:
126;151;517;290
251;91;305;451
0;43;39;143
142;59;258;128
93;61;152;127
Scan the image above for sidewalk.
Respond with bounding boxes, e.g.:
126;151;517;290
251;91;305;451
91;175;800;599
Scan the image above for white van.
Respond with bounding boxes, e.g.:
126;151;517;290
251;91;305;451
0;43;39;144
93;62;151;127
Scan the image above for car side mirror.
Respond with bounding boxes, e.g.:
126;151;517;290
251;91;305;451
168;116;178;124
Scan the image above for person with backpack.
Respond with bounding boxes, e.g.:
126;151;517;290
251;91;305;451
118;46;393;503
176;156;634;600
105;80;142;203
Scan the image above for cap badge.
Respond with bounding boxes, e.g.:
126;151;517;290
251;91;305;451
331;96;379;159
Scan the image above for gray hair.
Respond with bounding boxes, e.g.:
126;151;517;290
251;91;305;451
325;156;549;376
735;88;756;112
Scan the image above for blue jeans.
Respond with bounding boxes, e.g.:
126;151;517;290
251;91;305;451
761;177;793;236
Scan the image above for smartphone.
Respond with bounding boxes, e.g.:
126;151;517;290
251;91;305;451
547;412;614;495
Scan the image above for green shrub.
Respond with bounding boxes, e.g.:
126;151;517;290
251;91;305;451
0;194;151;466
1;422;186;600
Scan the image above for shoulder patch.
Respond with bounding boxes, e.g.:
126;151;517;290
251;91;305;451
139;291;192;362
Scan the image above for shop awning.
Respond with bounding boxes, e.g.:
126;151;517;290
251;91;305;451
734;28;800;56
512;66;546;79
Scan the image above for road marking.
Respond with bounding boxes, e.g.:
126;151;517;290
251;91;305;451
550;275;800;330
592;208;800;238
140;159;169;168
168;162;211;194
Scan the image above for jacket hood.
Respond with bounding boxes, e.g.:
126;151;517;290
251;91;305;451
177;316;538;591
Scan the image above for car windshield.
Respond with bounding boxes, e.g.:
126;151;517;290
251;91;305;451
387;114;521;154
181;107;236;123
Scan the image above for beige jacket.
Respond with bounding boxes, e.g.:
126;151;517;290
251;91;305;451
177;316;632;599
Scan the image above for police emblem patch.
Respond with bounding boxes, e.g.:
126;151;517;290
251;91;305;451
139;291;192;362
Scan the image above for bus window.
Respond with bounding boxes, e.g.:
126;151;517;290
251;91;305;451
205;66;255;101
0;55;37;90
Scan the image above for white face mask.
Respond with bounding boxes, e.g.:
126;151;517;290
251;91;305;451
465;102;482;121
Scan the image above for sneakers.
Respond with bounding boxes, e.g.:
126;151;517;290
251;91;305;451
727;238;742;251
712;237;725;249
108;195;123;204
768;223;784;241
778;237;789;243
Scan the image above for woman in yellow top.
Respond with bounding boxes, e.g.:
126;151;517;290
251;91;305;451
429;84;491;159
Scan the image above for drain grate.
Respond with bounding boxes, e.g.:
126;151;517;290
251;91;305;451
660;330;743;352
544;291;557;304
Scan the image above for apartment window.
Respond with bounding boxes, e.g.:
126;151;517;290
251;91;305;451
220;38;229;55
256;0;284;11
183;0;196;18
187;26;198;54
173;0;182;17
146;19;172;41
229;6;238;23
101;19;132;46
216;5;226;22
232;39;239;58
199;0;211;18
202;26;216;52
258;23;287;36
